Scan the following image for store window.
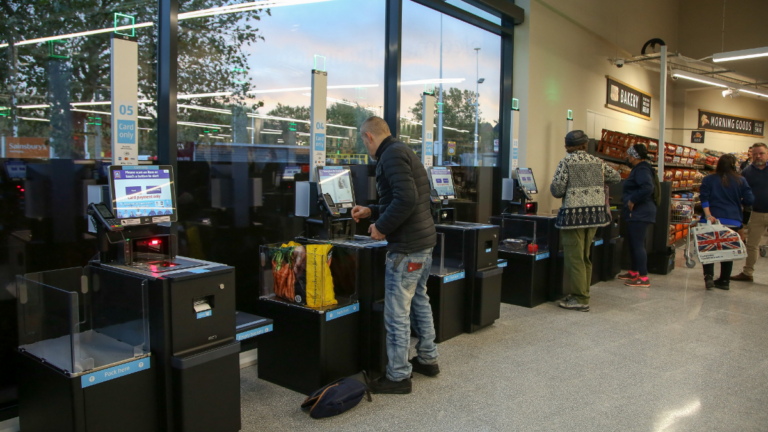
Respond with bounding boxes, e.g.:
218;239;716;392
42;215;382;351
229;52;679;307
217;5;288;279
0;0;158;417
173;0;385;313
175;0;385;166
400;0;502;168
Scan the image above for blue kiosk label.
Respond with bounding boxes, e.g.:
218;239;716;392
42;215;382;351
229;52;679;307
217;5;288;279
196;310;212;319
81;357;150;388
237;324;273;341
497;261;508;268
595;239;604;246
326;303;359;321
443;271;465;283
535;252;550;261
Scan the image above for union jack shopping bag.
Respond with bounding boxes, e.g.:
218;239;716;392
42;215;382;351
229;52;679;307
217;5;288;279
692;221;746;265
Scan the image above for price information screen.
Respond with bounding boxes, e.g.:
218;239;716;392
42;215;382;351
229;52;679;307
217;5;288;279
429;167;456;198
318;167;354;207
516;168;538;194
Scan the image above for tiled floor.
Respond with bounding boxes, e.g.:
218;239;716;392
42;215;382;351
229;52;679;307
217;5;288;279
239;246;768;432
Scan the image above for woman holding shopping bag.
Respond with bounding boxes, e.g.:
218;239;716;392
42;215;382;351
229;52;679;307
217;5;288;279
699;154;755;290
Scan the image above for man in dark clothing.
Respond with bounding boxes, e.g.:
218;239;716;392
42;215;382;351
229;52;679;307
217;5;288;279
352;116;438;394
733;142;768;282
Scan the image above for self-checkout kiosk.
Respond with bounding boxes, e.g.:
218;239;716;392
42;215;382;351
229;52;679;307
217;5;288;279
254;68;389;395
491;167;562;308
420;92;504;335
16;165;243;432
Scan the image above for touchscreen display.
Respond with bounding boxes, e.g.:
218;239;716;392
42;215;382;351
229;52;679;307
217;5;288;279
429;167;456;198
318;167;354;207
283;166;301;180
516;168;538;194
112;168;175;219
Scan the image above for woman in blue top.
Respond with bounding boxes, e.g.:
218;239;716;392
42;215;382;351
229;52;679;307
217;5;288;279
699;154;755;290
619;144;657;288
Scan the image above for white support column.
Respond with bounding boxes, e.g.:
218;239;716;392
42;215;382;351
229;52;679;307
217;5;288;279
509;107;520;177
658;44;667;182
421;93;436;167
110;36;139;165
309;69;328;181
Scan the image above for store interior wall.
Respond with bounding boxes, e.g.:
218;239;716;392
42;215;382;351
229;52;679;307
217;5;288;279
514;0;768;215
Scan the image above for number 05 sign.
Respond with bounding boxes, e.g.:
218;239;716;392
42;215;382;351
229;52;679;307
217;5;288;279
111;35;139;165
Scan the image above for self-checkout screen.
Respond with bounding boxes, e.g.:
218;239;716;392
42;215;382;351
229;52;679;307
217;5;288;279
283;166;301;180
516;168;538;194
318;167;355;208
429;167;456;198
112;168;175;219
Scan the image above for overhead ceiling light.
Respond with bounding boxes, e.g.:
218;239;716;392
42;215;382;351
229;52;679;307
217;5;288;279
17;104;50;109
178;121;231;129
18;116;50;122
672;70;768;98
671;71;728;88
248;84;378;95
71;101;112;107
713;46;768;63
0;22;153;48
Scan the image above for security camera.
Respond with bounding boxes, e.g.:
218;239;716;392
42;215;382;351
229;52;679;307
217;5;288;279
615;59;624;68
672;75;678;81
722;88;739;98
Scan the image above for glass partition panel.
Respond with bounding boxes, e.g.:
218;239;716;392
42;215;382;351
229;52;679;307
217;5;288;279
400;0;502;167
17;267;150;376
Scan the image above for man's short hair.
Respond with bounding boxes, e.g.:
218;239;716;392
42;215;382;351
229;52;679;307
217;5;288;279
360;116;391;137
752;142;767;151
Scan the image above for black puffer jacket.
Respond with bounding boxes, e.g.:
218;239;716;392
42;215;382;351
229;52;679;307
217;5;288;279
368;136;436;253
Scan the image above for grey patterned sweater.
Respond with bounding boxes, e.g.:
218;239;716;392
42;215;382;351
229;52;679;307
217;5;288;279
550;151;621;229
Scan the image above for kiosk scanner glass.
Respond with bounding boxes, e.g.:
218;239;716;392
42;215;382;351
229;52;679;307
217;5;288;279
17;267;150;375
109;165;178;225
428;167;456;200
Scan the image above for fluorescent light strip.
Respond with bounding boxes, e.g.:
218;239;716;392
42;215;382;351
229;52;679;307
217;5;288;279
262;128;282;132
71;101;112;107
18;116;50;122
326;135;348;139
672;70;768;97
18;104;50;109
1;0;331;49
178;92;233;99
178;104;230;114
713;46;768;63
402;78;465;86
671;73;727;88
248;84;379;95
179;121;231;129
260;131;282;134
249;113;310;123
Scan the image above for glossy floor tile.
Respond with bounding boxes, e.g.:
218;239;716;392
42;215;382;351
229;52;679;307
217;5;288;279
239;246;768;431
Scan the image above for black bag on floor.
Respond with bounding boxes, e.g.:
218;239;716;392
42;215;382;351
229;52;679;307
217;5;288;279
301;371;372;419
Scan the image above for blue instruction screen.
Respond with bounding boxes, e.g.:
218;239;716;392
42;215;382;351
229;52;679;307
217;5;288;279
113;169;174;219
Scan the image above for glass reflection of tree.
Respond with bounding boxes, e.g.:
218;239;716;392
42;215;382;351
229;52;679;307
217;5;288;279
0;1;270;157
408;87;497;164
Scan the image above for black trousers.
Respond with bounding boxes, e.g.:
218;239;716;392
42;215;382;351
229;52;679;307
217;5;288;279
703;261;733;281
627;222;651;276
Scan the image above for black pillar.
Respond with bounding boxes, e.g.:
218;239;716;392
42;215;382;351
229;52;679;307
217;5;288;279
384;0;402;136
157;0;178;170
494;15;515;215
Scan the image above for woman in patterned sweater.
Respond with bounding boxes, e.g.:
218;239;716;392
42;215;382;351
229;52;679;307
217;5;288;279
551;130;621;312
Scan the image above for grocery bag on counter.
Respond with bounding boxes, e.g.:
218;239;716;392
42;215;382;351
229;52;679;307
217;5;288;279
305;244;337;308
693;221;746;265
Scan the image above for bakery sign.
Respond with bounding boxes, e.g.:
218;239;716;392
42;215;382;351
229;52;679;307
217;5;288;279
605;76;652;121
698;110;765;138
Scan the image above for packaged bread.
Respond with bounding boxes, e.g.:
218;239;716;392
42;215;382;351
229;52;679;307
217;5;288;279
672;180;680;187
676;146;684;156
674;170;683;179
682;170;690;179
683;147;691;157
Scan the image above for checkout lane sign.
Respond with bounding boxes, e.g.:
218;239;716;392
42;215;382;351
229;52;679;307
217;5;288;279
81;357;150;388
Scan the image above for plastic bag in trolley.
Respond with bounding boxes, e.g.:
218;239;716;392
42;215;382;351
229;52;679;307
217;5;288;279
692;221;746;265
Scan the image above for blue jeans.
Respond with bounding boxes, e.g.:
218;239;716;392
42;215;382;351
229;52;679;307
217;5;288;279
384;248;438;382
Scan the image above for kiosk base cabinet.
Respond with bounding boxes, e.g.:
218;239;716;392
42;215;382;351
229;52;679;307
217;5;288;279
18;352;159;432
499;251;550;308
256;299;360;395
171;343;241;432
470;267;503;331
426;273;466;343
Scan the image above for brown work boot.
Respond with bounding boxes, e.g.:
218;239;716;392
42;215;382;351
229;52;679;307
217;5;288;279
731;273;753;282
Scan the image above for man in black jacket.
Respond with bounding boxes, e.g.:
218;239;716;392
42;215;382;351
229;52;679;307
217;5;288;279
352;116;438;394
